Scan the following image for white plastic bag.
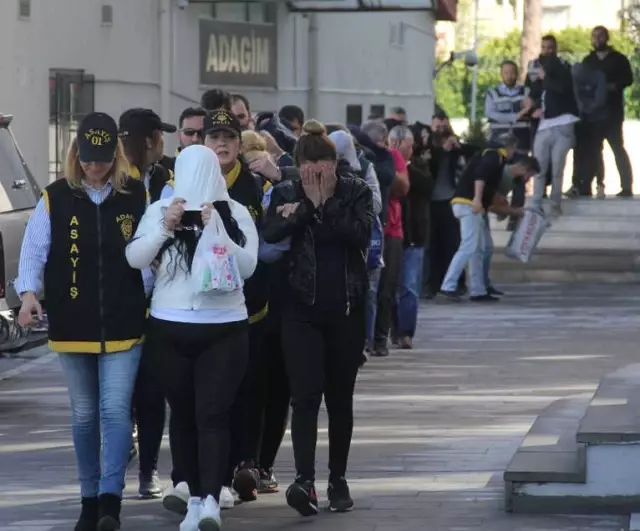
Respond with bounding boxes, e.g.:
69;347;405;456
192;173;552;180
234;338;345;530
192;210;244;293
505;207;550;263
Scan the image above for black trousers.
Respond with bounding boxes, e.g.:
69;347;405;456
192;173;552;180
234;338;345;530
154;317;249;500
374;236;403;347
224;316;290;483
594;119;633;193
428;200;465;293
282;302;365;482
132;333;166;477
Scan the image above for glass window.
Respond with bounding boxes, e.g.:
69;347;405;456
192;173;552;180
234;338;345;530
18;0;30;19
346;105;363;126
542;6;571;32
0;127;39;212
370;105;385;120
214;2;247;22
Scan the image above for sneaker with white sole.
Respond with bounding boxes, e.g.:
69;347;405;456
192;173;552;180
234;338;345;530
163;481;190;515
179;497;202;531
219;487;235;510
198;495;222;531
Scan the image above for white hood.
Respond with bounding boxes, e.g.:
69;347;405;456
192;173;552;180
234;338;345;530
329;130;361;171
173;144;230;210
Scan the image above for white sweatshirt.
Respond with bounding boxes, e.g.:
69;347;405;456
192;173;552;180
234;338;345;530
126;145;259;323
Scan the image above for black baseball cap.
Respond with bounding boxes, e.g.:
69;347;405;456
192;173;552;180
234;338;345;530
77;112;118;163
203;109;242;137
118;108;176;139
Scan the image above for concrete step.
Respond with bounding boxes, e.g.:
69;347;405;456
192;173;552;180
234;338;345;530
506;364;640;515
577;364;640;444
491;216;640;235
492;231;640;251
527;198;640;217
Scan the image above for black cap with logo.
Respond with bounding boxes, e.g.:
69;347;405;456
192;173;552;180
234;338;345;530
77;112;119;163
119;108;177;139
203;109;242;137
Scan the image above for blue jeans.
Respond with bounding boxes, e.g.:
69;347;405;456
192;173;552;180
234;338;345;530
58;345;142;497
482;214;494;289
396;246;425;337
441;203;488;297
365;268;381;345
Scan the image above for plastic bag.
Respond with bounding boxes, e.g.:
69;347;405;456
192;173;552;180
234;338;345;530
505;207;550;263
192;210;244;293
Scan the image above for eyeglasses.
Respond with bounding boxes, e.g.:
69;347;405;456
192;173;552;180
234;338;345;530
180;128;204;137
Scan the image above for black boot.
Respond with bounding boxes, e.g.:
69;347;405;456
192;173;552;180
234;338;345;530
97;493;121;531
74;497;99;531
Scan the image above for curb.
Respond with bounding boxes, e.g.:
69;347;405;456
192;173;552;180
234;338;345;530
0;349;55;382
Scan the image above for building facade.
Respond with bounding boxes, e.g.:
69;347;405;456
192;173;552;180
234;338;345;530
0;0;447;189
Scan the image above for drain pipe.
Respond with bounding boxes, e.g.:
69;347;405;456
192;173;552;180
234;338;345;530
307;12;319;119
159;0;172;123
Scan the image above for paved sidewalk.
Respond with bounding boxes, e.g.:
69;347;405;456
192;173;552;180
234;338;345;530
0;284;637;530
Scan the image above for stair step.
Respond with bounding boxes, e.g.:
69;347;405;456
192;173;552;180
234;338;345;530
492;231;640;251
491;216;640;234
577;364;640;444
504;394;589;484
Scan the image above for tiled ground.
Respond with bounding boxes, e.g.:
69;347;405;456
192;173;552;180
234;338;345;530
0;284;636;530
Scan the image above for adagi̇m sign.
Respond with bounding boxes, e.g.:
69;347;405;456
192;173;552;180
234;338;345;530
199;19;277;88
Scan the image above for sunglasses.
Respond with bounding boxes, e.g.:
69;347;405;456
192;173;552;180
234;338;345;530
180;128;204;137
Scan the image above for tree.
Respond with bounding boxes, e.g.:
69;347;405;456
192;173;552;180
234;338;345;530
520;0;542;83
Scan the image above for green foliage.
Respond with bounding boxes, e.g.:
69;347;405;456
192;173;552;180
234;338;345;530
461;120;488;146
435;26;640;120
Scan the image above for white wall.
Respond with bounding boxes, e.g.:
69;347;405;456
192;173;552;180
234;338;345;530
0;0;436;188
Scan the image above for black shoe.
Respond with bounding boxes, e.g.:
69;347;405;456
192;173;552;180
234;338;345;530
286;479;319;517
128;439;138;464
97;493;121;531
469;294;500;302
370;344;389;357
258;468;279;494
138;471;162;499
233;463;259;502
440;290;461;302
74;497;99;531
617;190;633;198
327;477;354;513
487;286;504;297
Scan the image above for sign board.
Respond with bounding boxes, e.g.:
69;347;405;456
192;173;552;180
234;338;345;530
287;0;435;10
199;19;277;88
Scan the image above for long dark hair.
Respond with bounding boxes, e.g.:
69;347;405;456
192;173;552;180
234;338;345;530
158;200;246;280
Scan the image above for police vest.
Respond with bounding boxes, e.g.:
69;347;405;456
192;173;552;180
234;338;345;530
42;178;148;353
487;85;527;125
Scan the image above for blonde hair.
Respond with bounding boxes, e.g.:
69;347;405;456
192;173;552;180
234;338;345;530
241;130;267;154
65;138;131;193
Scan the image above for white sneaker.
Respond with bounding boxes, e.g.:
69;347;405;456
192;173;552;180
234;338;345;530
179;497;202;531
163;481;191;515
219;487;235;510
198;495;222;530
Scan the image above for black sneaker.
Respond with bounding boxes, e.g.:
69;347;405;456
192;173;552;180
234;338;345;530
75;497;99;531
258;468;279;494
370;344;389;357
138;471;163;499
469;294;500;302
232;464;259;502
327;477;354;513
487;286;504;297
97;493;121;531
286;480;319;517
440;290;461;302
617;190;633;198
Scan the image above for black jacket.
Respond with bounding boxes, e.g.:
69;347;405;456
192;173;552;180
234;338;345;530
528;55;578;119
583;48;633;121
452;149;507;209
263;171;373;310
402;157;434;247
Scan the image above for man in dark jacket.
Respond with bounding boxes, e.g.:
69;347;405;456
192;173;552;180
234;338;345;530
583;25;634;197
526;35;579;215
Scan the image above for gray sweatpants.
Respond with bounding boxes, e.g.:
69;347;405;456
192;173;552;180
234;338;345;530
532;123;575;206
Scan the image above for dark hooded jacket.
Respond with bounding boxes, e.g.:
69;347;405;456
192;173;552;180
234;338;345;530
255;112;297;155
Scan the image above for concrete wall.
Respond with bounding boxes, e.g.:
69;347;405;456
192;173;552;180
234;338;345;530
0;0;436;189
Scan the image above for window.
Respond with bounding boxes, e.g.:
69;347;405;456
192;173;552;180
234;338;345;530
18;0;30;19
541;6;571;32
346;105;363;126
370;105;385;120
0;127;39;212
101;4;113;26
210;2;276;23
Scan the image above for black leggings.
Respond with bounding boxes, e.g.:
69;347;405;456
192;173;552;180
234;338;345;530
153;317;249;500
282;302;365;483
132;335;166;477
225;318;290;482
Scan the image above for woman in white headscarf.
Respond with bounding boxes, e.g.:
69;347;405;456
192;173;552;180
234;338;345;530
329;130;382;215
126;145;259;531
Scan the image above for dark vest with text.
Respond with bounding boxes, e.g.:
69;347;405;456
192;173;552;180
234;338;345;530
43;178;148;353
